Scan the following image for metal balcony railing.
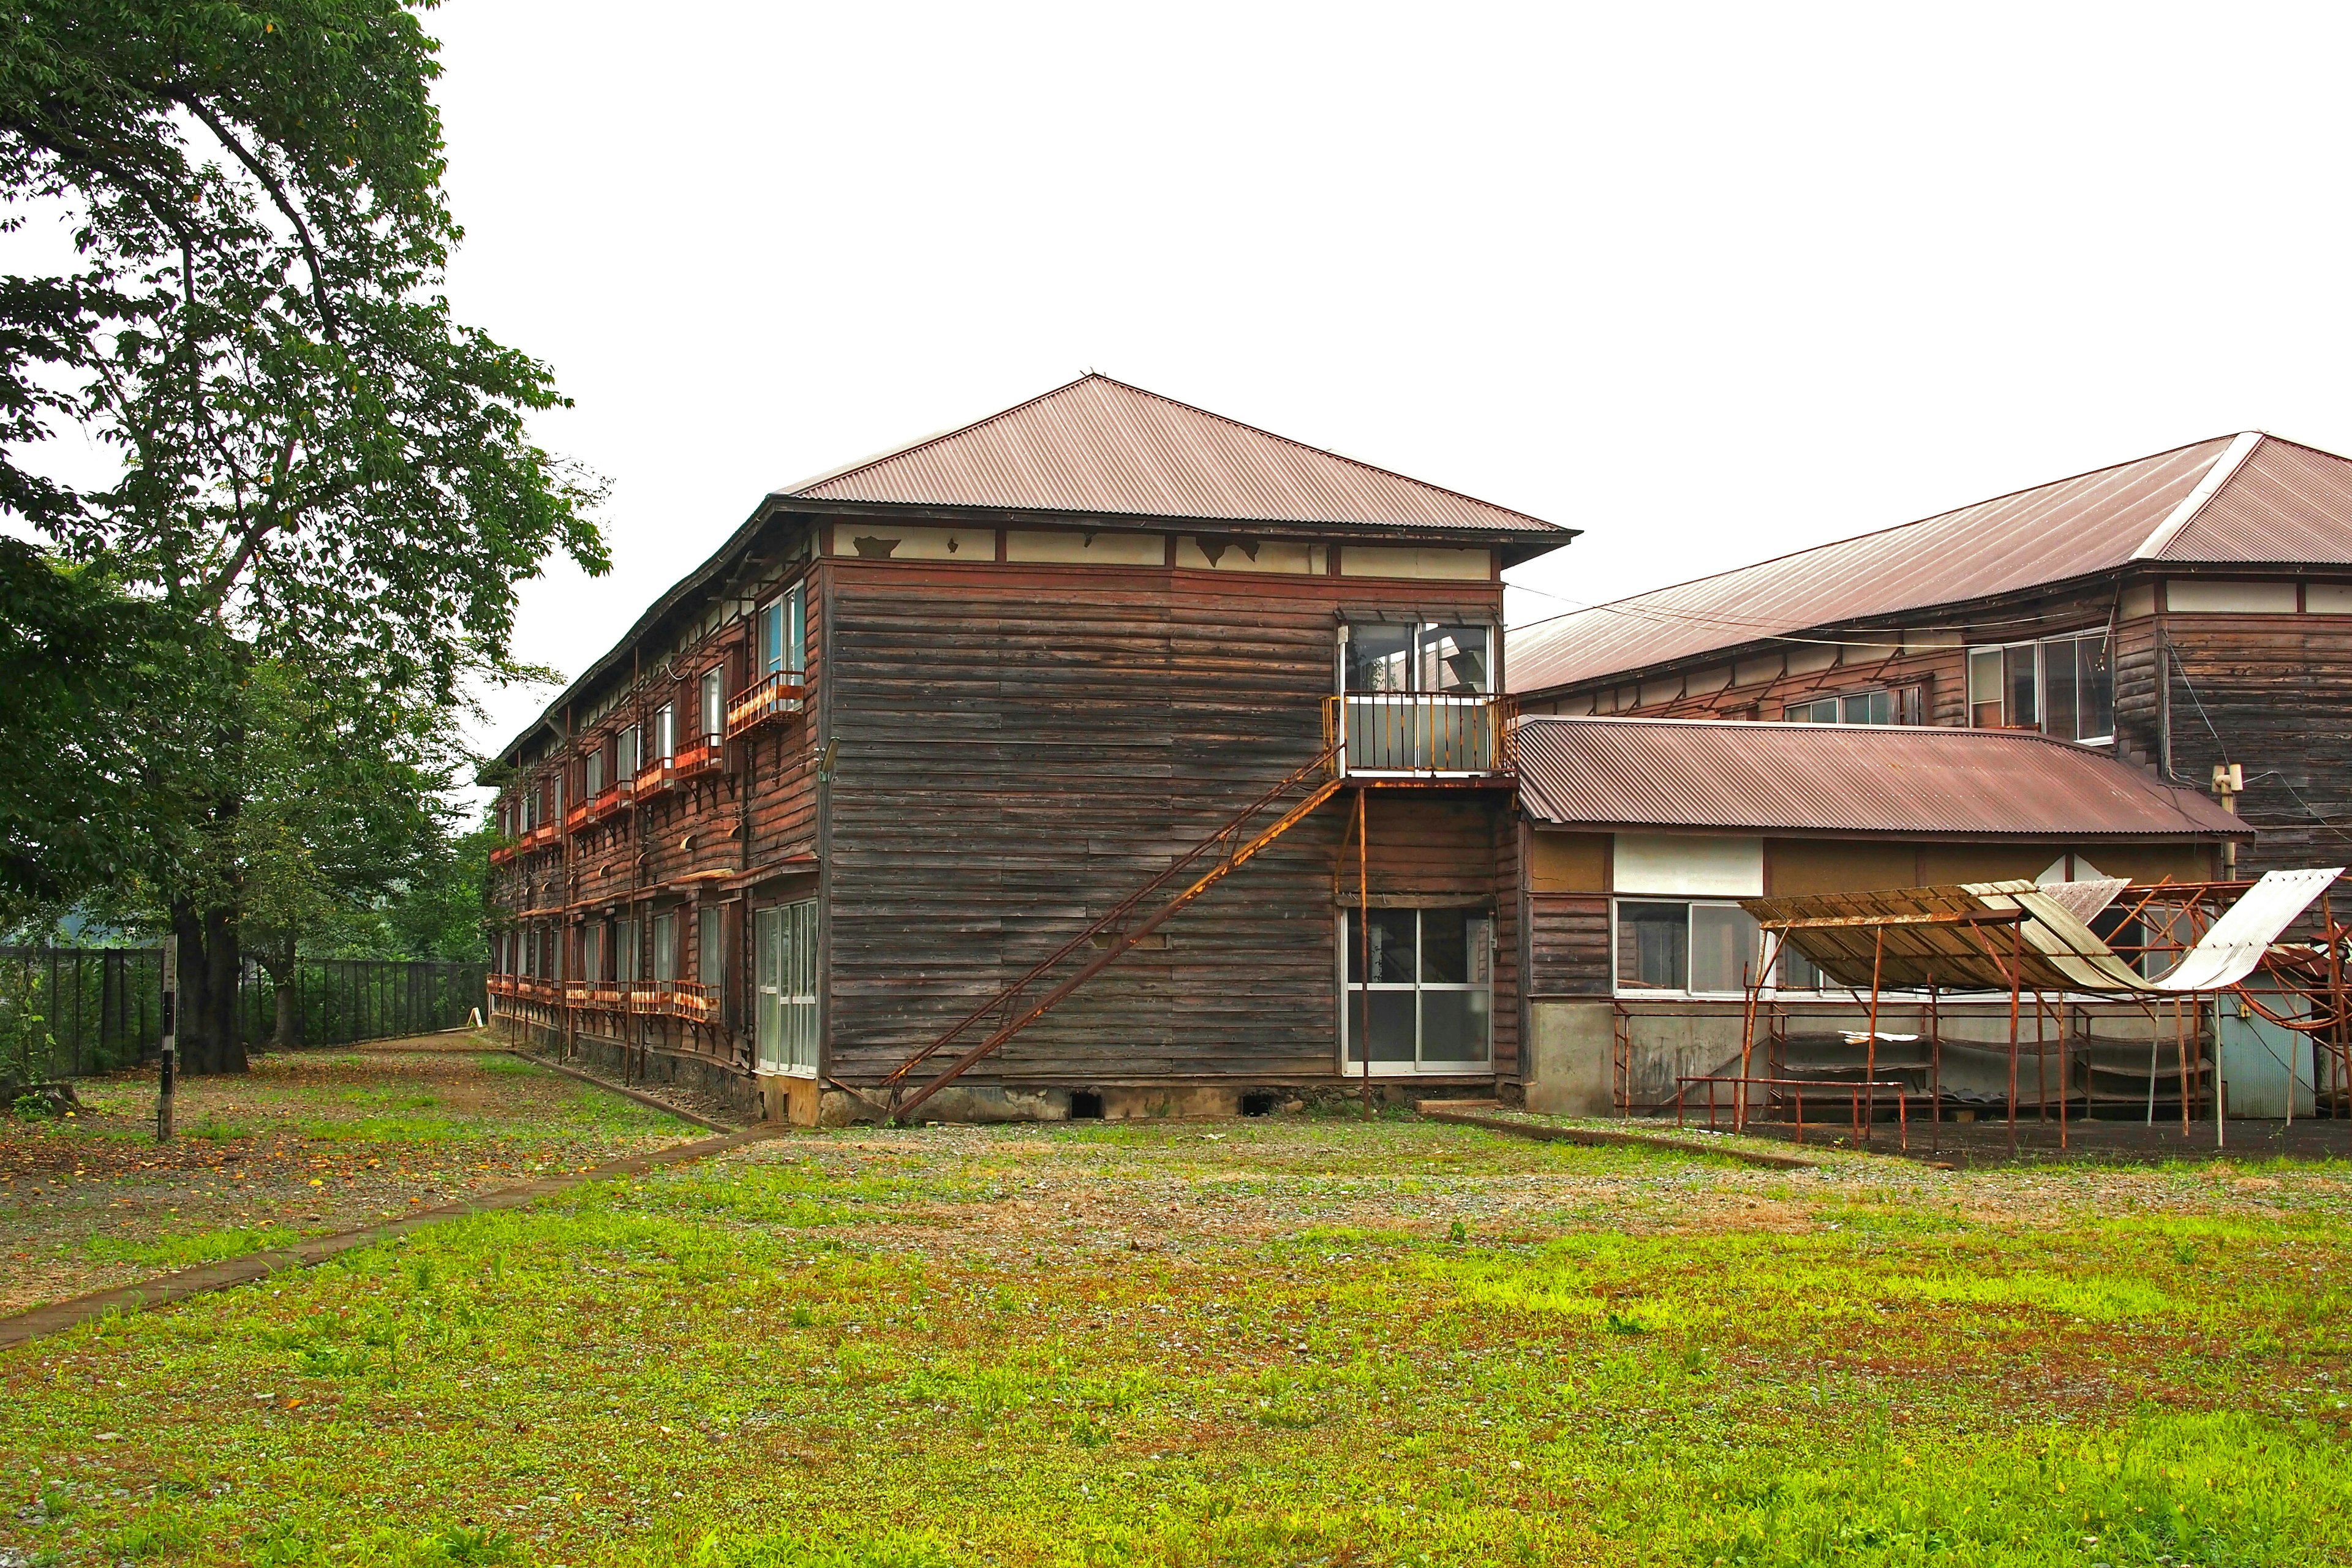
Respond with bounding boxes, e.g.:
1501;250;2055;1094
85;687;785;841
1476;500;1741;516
726;671;805;739
1322;692;1517;777
673;732;723;780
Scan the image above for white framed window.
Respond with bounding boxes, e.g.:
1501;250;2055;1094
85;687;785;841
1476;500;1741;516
1613;898;1764;996
697;907;723;991
581;922;602;982
650;911;677;982
699;668;724;741
1341;907;1493;1072
616;917;641;982
1967;631;2113;743
760;582;807;679
1782;686;1923;725
653;704;676;764
1338;622;1498;774
584;747;605;796
618;724;641;780
755;899;818;1075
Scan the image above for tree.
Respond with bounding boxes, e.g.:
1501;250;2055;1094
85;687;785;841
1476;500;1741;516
1;2;608;1068
238;657;466;1046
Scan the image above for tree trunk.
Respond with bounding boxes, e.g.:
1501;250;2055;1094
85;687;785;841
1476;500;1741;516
273;979;296;1049
173;900;248;1076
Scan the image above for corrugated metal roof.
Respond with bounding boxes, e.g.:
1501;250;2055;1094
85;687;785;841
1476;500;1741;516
1515;715;2248;839
778;374;1567;537
1509;432;2352;695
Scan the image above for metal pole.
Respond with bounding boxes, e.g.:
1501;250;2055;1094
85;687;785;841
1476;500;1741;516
1357;787;1371;1120
156;934;177;1143
1928;980;1942;1154
1864;925;1884;1145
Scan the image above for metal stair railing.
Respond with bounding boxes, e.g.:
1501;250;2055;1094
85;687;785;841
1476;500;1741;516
884;739;1347;1122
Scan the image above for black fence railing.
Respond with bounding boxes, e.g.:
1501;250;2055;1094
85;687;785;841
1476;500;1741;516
0;948;488;1087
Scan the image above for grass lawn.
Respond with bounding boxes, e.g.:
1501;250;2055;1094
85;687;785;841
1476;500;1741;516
0;1041;700;1313
2;1100;2348;1567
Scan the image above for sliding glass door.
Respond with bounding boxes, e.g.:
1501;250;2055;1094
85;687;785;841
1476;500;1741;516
754;900;819;1076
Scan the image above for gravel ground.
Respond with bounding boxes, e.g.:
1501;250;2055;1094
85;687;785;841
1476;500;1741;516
0;1036;701;1314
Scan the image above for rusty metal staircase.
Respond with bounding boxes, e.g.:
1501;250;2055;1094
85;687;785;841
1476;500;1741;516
882;739;1348;1121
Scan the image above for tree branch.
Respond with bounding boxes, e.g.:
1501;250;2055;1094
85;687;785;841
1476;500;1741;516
168;94;343;343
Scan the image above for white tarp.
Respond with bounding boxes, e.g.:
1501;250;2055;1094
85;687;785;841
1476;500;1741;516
1969;869;2342;995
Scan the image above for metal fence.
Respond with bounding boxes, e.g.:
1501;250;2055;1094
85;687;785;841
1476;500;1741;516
0;947;488;1085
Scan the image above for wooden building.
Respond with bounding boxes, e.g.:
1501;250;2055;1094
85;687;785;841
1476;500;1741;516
1508;432;2352;876
1507;715;2250;1115
484;376;1570;1121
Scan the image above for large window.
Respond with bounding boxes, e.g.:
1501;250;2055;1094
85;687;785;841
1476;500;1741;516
756;899;818;1075
760;582;807;679
1344;623;1492;695
1341;622;1496;772
699;668;724;741
616;918;641;983
618;724;641;781
1783;686;1923;725
652;704;676;766
1614;899;1763;995
698;908;723;992
581;922;602;983
585;747;604;796
650;911;677;983
1967;631;2113;742
1341;907;1493;1070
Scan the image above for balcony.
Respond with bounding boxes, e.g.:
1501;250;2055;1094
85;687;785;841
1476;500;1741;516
488;842;518;867
488;974;519;998
725;670;806;739
1323;693;1518;779
673;731;723;782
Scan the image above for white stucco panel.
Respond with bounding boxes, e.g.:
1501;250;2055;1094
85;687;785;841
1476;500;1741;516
1612;834;1764;897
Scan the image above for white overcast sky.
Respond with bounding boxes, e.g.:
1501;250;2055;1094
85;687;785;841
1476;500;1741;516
424;1;2352;764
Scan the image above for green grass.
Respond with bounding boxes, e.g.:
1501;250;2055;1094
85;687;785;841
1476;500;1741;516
4;1121;2347;1566
82;1224;301;1270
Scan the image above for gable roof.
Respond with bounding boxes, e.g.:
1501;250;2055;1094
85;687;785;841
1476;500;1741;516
775;374;1568;540
1515;716;2247;840
1509;432;2352;695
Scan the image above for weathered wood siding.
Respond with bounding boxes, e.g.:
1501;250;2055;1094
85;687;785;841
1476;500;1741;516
1527;893;1611;997
2141;609;2352;876
821;557;1508;1086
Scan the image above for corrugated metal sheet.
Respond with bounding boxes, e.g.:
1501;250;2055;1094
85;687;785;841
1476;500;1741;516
781;374;1566;536
2161;435;2352;564
1509;431;2352;696
1514;715;2248;839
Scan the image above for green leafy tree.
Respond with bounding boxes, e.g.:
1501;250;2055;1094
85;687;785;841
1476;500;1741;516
1;2;608;1068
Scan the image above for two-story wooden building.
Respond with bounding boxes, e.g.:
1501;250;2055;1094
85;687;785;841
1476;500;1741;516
486;375;1572;1122
1508;431;2352;877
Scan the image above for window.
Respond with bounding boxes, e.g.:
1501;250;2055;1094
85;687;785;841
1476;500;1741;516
1341;907;1493;1070
618;725;641;780
653;704;675;765
1969;631;2112;742
1341;622;1498;772
1613;899;1763;995
1782;687;1921;725
616;918;641;982
585;748;604;796
581;922;602;983
760;582;807;678
756;900;819;1074
699;668;723;742
1344;623;1493;695
698;908;723;991
650;912;677;982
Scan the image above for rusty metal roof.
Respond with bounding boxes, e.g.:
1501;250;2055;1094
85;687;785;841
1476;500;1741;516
777;374;1567;538
1509;432;2352;695
1515;716;2248;840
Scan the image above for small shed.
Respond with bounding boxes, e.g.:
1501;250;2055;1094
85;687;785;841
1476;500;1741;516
1508;715;2249;1115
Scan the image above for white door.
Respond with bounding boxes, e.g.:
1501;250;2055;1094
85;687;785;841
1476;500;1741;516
755;900;819;1075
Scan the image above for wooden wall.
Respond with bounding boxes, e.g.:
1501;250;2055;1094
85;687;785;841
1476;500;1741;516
820;556;1509;1087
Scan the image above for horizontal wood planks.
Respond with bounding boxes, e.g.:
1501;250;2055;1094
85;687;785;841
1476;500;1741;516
1528;893;1611;997
821;559;1508;1086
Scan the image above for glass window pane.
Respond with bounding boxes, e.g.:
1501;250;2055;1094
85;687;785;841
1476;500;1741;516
2004;644;2038;729
1969;649;2003;728
2043;636;2079;741
1616;901;1689;991
698;911;722;989
788;584;807;676
2079;634;2113;740
1418;626;1491;694
1419;989;1491;1064
1345;624;1413;693
1842;690;1891;725
1776;941;1822;990
1346;989;1417;1062
1420;908;1470;984
1344;909;1417;984
1689;904;1762;993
